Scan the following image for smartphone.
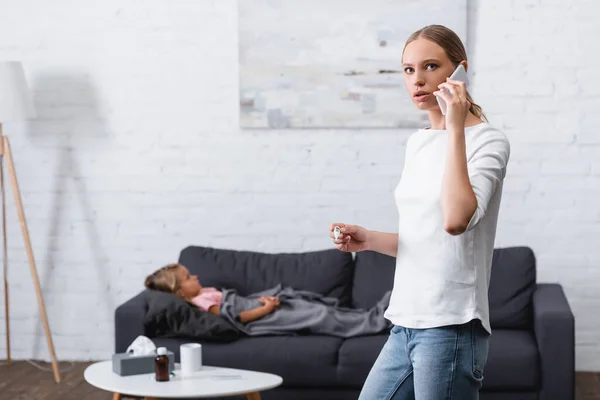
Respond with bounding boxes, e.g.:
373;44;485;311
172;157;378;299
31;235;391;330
437;64;469;115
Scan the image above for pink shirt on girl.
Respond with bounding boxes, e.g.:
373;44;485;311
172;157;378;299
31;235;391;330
190;287;223;312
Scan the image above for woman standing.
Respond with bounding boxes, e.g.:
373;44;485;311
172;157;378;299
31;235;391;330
330;25;510;399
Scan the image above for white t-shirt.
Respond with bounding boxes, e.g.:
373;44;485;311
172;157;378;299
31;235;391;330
383;122;510;334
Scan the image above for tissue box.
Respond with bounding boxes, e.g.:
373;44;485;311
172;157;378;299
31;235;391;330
112;351;175;376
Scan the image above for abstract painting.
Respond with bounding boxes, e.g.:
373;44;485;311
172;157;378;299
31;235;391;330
239;0;467;129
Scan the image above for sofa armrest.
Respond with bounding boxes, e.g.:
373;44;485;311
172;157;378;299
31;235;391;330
114;291;148;353
533;283;575;400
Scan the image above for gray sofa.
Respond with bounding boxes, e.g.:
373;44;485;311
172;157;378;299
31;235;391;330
115;245;575;400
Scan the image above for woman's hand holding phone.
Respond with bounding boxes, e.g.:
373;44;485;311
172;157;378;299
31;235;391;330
434;77;471;132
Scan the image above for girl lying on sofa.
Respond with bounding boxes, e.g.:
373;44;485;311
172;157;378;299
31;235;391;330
144;263;392;338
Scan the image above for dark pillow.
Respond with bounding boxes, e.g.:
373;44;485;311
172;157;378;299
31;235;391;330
489;247;537;329
178;245;355;307
143;289;240;342
352;251;396;309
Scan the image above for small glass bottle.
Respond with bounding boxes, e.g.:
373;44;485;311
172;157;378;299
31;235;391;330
155;347;170;382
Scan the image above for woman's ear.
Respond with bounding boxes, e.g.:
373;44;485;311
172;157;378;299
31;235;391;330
460;60;468;72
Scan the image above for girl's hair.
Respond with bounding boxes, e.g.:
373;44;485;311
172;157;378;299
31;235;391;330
144;263;182;294
403;24;488;122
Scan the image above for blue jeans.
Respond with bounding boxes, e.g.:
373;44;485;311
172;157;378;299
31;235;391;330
359;319;490;400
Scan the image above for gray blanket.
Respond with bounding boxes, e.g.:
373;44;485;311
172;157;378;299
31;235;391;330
219;284;392;338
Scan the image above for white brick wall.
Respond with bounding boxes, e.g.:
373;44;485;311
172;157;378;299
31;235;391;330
0;0;599;371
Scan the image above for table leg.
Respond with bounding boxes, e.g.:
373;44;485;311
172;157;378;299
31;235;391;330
246;393;261;400
112;394;158;400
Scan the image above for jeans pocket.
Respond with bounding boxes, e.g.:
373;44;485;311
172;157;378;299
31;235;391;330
471;320;489;379
391;325;402;335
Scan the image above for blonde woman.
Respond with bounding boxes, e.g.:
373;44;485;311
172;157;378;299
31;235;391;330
331;25;510;399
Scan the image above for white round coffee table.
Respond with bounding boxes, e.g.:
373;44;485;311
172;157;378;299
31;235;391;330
84;361;283;400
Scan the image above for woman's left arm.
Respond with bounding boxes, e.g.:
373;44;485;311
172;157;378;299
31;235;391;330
442;130;478;235
435;79;510;236
435;78;477;235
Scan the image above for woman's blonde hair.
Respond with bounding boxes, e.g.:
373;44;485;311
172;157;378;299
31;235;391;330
403;24;488;122
144;263;182;294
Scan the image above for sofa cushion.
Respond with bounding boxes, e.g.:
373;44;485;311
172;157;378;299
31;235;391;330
354;247;537;329
337;329;539;391
178;245;355;307
489;247;537;329
352;251;396;309
483;329;540;390
337;334;389;388
152;335;343;387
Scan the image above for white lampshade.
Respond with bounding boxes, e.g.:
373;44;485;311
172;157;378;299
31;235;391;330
0;61;36;123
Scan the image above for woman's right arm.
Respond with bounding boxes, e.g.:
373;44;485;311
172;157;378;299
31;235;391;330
366;230;398;258
331;223;398;258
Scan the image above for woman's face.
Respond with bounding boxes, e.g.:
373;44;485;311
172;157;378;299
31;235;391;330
175;266;202;299
402;38;458;112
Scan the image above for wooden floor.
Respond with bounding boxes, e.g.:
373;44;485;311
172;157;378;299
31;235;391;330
1;361;600;400
0;361;113;400
578;372;600;400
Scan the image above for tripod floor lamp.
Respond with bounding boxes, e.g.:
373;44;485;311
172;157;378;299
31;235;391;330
0;61;60;383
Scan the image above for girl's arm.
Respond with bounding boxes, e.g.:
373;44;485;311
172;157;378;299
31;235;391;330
208;300;276;324
238;304;274;323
